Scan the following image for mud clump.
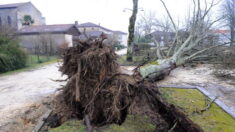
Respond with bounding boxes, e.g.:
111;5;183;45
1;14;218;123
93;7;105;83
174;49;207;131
51;38;203;132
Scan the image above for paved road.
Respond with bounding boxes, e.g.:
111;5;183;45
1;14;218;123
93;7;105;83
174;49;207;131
0;63;65;127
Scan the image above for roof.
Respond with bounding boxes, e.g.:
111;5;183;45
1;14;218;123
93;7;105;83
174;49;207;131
210;30;230;34
0;2;28;9
17;24;75;34
113;31;127;35
78;22;100;27
78;22;127;35
78;31;104;40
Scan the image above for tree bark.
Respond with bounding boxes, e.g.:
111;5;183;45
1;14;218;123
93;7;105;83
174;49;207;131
127;0;138;62
139;59;176;81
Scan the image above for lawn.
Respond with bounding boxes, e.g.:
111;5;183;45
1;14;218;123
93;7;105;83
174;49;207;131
117;55;146;65
26;55;57;67
160;88;235;132
49;115;155;132
0;55;58;76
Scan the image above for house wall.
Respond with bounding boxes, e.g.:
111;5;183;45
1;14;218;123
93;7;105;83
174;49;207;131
78;27;113;34
0;2;45;30
65;34;73;47
18;33;73;52
17;2;45;29
0;8;18;28
119;34;128;46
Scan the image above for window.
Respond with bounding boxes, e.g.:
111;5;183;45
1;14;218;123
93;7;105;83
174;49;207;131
7;16;11;26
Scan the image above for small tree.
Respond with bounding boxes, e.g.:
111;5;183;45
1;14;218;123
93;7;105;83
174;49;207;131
0;34;27;73
22;15;34;26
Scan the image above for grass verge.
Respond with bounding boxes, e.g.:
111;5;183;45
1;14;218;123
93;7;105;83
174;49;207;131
0;55;58;76
160;88;235;132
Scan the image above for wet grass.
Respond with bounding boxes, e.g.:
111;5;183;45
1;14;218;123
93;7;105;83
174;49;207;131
0;55;58;76
160;88;235;132
117;55;146;66
49;115;155;132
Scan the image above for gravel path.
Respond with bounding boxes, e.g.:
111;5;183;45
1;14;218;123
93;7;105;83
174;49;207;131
0;63;66;129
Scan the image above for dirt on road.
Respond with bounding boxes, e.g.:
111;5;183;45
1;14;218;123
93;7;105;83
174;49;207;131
0;63;66;132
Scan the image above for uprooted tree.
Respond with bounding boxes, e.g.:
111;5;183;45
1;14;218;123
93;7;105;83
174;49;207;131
51;38;203;131
46;0;226;131
138;0;227;81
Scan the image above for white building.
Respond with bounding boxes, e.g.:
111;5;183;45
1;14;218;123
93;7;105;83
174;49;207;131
77;22;128;46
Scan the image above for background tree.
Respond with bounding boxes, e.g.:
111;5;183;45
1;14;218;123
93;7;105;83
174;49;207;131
136;11;158;36
127;0;139;62
22;15;34;26
221;0;235;46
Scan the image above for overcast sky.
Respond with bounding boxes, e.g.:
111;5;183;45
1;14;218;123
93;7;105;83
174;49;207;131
0;0;219;32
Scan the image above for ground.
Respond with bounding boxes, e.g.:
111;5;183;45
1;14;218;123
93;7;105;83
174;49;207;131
0;63;234;131
0;63;65;132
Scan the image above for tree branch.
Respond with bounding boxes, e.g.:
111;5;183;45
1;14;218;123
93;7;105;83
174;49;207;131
159;0;177;31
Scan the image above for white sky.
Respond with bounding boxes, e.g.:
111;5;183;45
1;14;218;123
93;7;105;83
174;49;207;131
0;0;218;32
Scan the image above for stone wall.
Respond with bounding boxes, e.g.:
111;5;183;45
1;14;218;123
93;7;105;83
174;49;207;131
0;8;18;29
18;33;73;53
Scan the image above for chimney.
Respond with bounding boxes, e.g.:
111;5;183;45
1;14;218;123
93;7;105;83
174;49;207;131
75;21;78;26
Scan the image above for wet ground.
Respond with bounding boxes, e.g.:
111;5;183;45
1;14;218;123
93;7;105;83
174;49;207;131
0;63;66;131
0;63;234;131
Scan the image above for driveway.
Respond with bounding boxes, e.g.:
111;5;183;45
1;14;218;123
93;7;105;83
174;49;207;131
0;63;65;130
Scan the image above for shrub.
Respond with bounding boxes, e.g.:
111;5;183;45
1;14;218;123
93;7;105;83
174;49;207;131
0;35;27;73
138;43;151;50
112;43;126;50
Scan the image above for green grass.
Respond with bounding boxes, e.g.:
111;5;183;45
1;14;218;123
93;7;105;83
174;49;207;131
0;55;58;76
117;55;146;65
49;115;155;132
49;120;86;132
160;88;235;132
103;115;155;132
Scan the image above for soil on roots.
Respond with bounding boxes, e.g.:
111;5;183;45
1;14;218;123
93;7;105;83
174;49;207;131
48;39;204;132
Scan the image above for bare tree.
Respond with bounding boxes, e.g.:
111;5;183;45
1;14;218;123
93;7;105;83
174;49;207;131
138;0;226;80
136;11;158;36
127;0;139;62
221;0;235;46
32;34;56;62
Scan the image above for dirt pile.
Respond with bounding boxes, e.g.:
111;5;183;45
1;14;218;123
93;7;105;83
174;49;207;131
52;38;203;131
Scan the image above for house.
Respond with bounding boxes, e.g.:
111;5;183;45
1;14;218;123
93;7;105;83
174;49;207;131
112;30;128;46
0;2;45;30
77;22;128;46
17;23;81;52
209;30;230;44
146;31;175;47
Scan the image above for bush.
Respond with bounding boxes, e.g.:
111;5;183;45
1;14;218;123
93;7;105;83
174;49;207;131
138;43;151;50
0;35;27;73
112;43;126;50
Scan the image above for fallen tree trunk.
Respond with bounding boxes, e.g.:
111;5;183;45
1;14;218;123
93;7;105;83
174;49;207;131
139;59;176;81
49;38;203;132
